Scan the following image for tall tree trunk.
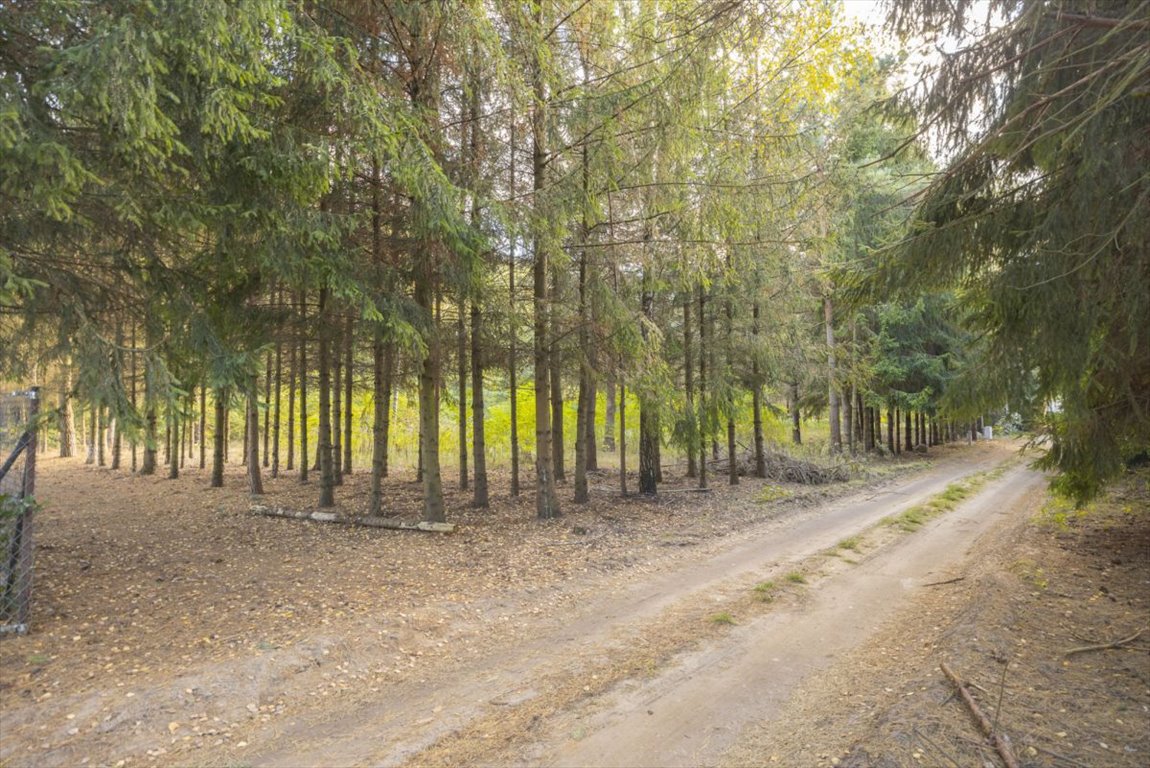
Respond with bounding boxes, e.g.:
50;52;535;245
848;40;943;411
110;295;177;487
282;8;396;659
585;376;598;471
698;285;708;489
725;261;737;487
457;303;468;490
111;324;123;469
317;287;336;507
59;359;76;457
532;15;558;519
603;376;616;452
130;328;138;471
141;355;157;475
843;388;853;455
96;405;106;466
825;295;840;454
272;330;282;478
619;373;627;496
886;405;895;454
299;290;309;483
416;268;445;522
892;404;901;452
263;351;271;467
508;120;521;498
199;384;206;469
343;315;353;475
471;302;488;507
904;409;913;452
211;387;227;487
863;404;874;452
574;250;590;504
167;406;178;479
684;297;696;479
752;303;765;479
790;382;802;445
332;314;343;484
247;375;264;495
638;274;657;496
369;333;386;516
550;269;565;484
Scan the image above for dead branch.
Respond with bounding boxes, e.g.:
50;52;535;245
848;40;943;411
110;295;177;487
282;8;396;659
252;505;455;533
923;576;966;587
940;661;1021;768
1063;627;1145;656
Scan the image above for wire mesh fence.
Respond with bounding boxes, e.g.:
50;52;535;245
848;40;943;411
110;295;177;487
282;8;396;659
1;388;39;635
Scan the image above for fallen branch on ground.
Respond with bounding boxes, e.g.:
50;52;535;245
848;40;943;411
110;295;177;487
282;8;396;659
923;576;966;587
940;661;1020;768
252;505;455;533
1063;627;1145;657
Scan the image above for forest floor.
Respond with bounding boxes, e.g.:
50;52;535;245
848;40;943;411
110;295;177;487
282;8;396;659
0;440;1146;768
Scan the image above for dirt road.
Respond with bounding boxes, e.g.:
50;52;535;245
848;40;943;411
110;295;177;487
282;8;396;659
4;443;1049;768
247;447;1032;768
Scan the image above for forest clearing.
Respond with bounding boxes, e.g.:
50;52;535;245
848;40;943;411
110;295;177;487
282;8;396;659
2;0;1148;766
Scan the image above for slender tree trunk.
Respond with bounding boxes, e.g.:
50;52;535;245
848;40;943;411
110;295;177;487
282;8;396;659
370;333;386;516
886;405;895;454
457;303;468;490
638;273;657;495
130;328;138;471
96;405;106;466
272;330;282;478
684;296;696;479
752;303;765;478
619;373;627;496
508;122;521;498
905;409;913;452
603;376;616;452
863;405;874;452
59;359;76;457
698;285;708;489
199;384;206;469
574;252;590;504
247;375;264;495
825;295;840;454
585;376;598;471
167;406;178;479
725;262;737;487
141;356;157;475
550;270;565;484
790;382;801;445
470;303;488;506
211;387;227;487
343;315;353;475
317;287;336;507
332;315;343;484
286;305;297;472
843;388;853;454
111;324;123;469
299;290;309;483
532;19;557;518
416;271;445;522
263;351;271;467
893;407;901;454
86;406;96;464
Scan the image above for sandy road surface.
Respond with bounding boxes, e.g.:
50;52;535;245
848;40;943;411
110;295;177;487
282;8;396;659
247;447;1026;768
542;466;1044;768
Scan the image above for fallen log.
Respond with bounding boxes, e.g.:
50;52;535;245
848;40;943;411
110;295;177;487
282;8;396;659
940;661;1020;768
252;505;455;533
